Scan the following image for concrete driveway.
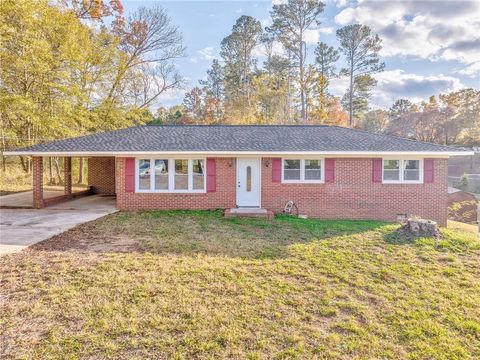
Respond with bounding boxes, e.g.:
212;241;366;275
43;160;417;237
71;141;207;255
0;195;117;256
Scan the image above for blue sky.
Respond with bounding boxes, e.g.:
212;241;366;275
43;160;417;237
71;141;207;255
122;0;480;109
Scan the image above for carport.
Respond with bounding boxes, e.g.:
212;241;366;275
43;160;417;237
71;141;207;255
1;155;116;209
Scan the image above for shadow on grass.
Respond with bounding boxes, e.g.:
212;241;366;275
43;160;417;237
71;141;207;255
383;225;480;253
383;227;415;246
30;209;388;259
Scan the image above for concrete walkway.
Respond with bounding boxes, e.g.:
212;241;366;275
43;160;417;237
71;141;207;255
0;195;118;256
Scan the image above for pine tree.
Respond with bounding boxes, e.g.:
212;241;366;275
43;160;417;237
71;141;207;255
314;42;339;120
199;59;224;101
271;0;325;123
220;15;262;119
336;24;384;126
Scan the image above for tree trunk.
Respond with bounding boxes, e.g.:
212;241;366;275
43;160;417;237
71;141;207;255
53;157;62;184
78;157;84;184
0;114;5;172
48;157;54;184
349;70;354;126
19;156;29;173
299;41;306;123
285;55;292;124
403;218;440;238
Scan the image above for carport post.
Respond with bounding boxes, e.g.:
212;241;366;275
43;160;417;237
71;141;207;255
64;157;72;197
32;156;44;209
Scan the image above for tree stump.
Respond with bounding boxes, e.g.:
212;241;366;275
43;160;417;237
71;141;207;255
402;218;440;238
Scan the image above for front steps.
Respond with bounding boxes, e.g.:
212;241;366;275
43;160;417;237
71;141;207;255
224;208;275;219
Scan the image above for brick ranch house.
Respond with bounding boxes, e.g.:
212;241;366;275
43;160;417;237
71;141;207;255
5;125;473;226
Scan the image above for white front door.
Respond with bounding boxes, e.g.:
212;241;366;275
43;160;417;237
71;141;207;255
236;158;261;207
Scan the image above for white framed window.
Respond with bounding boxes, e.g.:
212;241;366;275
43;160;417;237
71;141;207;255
382;158;423;184
282;159;324;183
135;158;206;193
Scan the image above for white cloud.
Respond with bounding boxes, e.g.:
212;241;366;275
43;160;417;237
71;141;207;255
303;27;334;44
456;61;480;78
272;0;287;5
260;19;271;28
304;29;321;44
189;58;198;63
252;41;285;58
197;46;216;60
329;70;466;108
156;88;186;106
334;0;480;64
371;70;465;108
235;8;242;14
318;26;334;35
324;0;348;8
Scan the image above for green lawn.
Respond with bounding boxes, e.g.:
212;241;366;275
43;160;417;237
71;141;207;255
1;211;479;359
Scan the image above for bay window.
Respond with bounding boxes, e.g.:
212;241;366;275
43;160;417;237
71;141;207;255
174;160;189;190
136;158;205;192
282;159;323;183
154;160;168;190
192;160;205;190
383;159;422;183
138;159;151;190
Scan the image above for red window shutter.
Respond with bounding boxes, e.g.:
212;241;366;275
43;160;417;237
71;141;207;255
372;158;383;183
325;158;335;183
272;158;281;183
424;158;434;183
125;157;135;192
206;158;216;192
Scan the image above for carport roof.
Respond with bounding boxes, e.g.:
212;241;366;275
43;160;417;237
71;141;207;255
4;125;473;156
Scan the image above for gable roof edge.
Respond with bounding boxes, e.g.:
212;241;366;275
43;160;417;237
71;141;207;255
3;150;473;157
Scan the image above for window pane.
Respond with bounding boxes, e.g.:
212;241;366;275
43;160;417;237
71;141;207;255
383;160;400;181
138;159;151;190
175;160;188;190
284;159;300;180
404;160;420;181
154;159;168;190
192;159;205;190
305;160;321;180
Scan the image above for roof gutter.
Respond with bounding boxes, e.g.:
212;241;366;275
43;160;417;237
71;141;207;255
3;150;474;157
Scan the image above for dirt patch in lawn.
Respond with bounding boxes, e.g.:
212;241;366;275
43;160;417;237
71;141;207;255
32;232;141;253
30;213;142;253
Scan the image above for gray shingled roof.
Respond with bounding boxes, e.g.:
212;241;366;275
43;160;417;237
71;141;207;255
7;125;467;153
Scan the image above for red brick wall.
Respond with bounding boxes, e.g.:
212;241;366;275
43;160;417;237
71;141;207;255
115;157;236;210
114;157;448;226
88;157;116;195
262;158;448;226
32;156;44;209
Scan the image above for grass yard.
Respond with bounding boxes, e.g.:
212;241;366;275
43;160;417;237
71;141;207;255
1;211;479;359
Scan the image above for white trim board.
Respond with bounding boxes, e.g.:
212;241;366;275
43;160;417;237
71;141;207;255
3;150;473;157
